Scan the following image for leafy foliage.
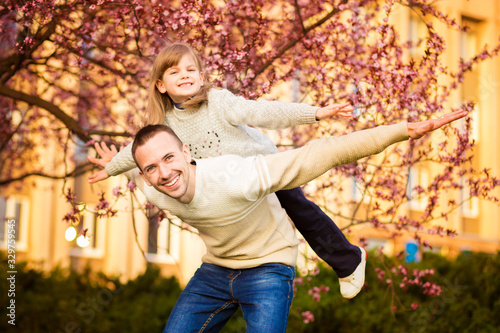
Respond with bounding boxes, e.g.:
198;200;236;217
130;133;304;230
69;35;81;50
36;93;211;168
0;253;181;332
288;251;500;333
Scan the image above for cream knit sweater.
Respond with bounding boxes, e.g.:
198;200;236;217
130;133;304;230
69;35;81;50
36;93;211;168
105;88;319;176
132;122;409;269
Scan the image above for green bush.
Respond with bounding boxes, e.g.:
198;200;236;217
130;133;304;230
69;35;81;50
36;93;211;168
1;251;500;332
0;255;181;333
287;251;500;333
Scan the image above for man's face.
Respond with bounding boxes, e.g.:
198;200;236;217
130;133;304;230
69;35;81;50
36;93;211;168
135;132;195;203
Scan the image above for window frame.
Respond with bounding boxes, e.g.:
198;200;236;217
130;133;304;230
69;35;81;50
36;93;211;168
68;205;106;258
0;195;30;251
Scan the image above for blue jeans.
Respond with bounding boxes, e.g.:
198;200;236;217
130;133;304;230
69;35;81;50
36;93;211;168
163;263;295;333
276;187;361;278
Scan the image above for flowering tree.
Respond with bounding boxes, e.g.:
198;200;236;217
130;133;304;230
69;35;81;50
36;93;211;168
1;0;499;317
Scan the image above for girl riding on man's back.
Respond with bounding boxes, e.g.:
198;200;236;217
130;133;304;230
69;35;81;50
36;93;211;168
88;42;366;299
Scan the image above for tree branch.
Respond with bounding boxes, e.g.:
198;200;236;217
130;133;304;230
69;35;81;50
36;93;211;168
129;191;151;264
0;20;57;85
0;84;132;142
0;84;91;142
254;1;347;77
0;163;93;186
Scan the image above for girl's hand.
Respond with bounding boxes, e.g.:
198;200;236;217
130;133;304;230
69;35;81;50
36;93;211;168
87;142;118;183
315;102;354;121
407;109;468;139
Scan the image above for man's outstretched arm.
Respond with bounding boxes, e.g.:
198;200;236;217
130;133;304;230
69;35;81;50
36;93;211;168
407;110;467;139
261;109;468;194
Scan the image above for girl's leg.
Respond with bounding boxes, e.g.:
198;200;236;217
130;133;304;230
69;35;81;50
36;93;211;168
275;187;361;278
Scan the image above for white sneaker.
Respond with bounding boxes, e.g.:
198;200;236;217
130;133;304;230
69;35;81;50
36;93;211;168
339;247;367;299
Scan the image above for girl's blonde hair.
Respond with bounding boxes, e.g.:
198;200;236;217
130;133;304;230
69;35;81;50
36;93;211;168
145;43;212;125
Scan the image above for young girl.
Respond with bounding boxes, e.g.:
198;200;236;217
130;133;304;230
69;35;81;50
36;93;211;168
88;43;366;299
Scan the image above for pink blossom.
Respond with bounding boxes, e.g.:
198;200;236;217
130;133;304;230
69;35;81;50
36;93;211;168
85;139;96;147
301;311;315;324
293;277;305;286
112;186;122;198
127;180;137;192
307;285;329;302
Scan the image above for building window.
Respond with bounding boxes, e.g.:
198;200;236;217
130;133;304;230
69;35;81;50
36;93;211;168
69;205;105;258
366;238;393;256
145;207;175;264
351;177;364;202
0;196;29;251
460;177;479;218
460;17;481;142
409;15;428;57
407;167;429;211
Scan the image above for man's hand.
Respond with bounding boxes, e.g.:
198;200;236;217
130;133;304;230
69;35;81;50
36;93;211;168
88;142;118;167
315;102;354;120
87;142;118;184
407;109;468;139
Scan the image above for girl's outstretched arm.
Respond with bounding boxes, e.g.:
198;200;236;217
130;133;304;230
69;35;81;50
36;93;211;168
315;102;354;120
216;89;317;129
216;89;353;129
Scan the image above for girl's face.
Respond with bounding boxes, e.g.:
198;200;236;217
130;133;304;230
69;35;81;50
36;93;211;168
155;53;204;104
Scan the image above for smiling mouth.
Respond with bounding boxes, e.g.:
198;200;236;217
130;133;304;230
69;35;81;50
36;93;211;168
178;82;192;87
163;175;180;188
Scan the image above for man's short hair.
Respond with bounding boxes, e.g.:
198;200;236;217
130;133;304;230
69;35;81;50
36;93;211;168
132;124;183;170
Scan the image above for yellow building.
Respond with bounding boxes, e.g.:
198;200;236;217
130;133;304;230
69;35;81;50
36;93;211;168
1;0;499;283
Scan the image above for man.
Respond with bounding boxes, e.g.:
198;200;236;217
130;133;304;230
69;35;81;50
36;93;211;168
95;109;467;332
